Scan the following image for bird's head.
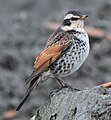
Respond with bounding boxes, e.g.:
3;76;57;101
61;10;88;31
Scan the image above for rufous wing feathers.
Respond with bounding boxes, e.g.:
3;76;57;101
34;41;71;74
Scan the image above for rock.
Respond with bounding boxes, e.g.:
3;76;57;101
31;86;111;120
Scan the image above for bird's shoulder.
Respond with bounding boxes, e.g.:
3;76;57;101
45;27;73;48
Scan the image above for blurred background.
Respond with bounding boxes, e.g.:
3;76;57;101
0;0;111;119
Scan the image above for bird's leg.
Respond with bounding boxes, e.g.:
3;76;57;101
54;76;80;91
55;76;65;86
55;76;73;89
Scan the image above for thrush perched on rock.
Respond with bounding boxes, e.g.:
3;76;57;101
16;10;90;111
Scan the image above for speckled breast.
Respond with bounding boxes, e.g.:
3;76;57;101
50;31;90;77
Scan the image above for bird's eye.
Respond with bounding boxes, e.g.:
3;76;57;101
71;17;79;21
63;19;71;26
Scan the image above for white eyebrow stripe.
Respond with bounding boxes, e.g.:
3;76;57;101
64;14;74;20
64;14;80;20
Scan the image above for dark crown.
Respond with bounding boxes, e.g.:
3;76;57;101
65;10;83;16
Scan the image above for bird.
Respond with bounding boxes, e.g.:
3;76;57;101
16;10;90;111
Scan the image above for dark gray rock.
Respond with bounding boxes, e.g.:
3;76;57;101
32;86;111;120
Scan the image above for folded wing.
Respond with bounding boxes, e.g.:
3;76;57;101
34;32;73;74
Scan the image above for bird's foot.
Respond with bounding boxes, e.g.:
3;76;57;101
61;83;73;90
53;76;81;91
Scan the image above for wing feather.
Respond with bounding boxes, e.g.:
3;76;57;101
34;32;73;74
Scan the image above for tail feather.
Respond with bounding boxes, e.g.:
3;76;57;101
25;76;39;95
24;71;39;86
16;73;40;111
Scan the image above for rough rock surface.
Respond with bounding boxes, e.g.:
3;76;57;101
31;86;111;120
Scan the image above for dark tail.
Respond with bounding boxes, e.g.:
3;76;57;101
16;73;40;111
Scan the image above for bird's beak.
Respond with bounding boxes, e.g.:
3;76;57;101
80;14;88;20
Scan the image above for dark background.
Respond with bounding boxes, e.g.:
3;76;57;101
0;0;111;119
